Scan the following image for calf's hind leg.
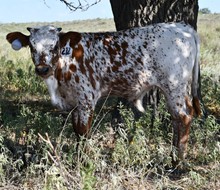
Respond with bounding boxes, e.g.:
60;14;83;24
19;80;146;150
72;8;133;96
168;96;194;162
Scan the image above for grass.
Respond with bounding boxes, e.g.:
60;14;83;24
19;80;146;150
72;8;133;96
0;16;220;189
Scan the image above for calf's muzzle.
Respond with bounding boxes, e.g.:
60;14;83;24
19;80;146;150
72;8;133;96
35;65;50;76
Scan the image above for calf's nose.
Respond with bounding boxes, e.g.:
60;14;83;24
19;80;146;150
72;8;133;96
35;66;49;76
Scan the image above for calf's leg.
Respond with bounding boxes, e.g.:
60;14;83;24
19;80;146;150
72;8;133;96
72;109;94;137
168;96;194;163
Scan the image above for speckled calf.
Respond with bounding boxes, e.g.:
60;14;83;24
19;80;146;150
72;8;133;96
6;22;201;160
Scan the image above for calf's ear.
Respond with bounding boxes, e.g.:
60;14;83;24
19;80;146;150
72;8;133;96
6;32;29;51
59;32;81;48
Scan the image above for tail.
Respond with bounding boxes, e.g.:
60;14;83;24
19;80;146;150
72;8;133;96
192;30;201;116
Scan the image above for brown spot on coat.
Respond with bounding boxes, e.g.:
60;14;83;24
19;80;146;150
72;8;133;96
84;57;96;89
103;38;110;46
107;67;111;73
69;64;77;72
86;41;91;48
55;63;63;83
84;94;88;100
177;96;194;158
79;62;86;74
110;78;129;90
89;73;96;89
85;58;94;74
137;57;143;65
75;75;80;83
112;65;119;72
121;41;128;49
59;32;81;49
103;34;113;46
73;44;84;63
185;96;194;118
92;92;95;99
124;68;134;74
121;41;128;64
106;46;117;64
64;71;72;82
115;61;121;67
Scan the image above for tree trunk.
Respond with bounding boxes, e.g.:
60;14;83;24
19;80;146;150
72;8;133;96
110;0;198;30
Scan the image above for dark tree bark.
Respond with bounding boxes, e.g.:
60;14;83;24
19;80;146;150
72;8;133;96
110;0;198;30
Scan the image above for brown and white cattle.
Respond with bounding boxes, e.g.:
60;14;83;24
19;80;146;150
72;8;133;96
6;23;201;160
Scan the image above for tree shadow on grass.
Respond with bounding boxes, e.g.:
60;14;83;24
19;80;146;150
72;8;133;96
0;88;76;182
0;87;73;148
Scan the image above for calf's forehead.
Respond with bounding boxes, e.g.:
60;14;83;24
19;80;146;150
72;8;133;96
29;26;59;48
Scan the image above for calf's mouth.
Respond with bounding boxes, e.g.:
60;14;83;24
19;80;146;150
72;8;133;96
35;65;53;78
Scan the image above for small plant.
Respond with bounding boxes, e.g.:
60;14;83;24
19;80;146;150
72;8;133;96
81;161;97;190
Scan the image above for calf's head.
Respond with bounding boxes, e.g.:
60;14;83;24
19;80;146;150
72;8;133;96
6;26;62;78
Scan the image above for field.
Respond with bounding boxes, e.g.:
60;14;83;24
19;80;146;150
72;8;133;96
0;15;220;189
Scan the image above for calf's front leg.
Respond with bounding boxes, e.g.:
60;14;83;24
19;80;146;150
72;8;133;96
71;107;94;137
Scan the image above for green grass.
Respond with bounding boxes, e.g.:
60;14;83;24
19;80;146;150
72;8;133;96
0;16;220;189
